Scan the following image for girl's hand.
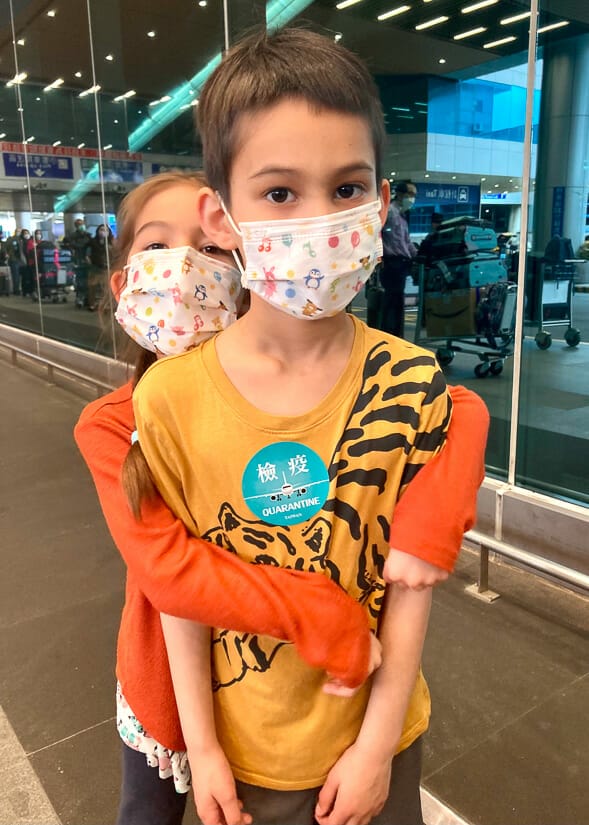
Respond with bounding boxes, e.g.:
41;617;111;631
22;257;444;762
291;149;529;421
188;745;252;825
322;633;382;697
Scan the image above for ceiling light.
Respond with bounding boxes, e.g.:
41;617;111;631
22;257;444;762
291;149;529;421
103;144;113;150
114;119;119;124
481;177;486;181
424;173;430;178
198;0;207;6
79;84;101;97
17;38;25;46
500;11;531;25
336;0;364;9
391;106;411;112
26;136;35;142
147;30;156;37
105;54;114;61
538;21;569;34
43;78;64;92
6;71;28;87
0;133;6;139
75;71;82;78
114;89;136;102
438;58;446;64
334;32;343;42
52;140;61;146
462;0;498;13
36;96;41;101
484;36;516;48
416;16;449;30
454;26;486;40
452;175;457;180
47;9;56;17
161;95;172;102
377;5;411;21
77;142;86;148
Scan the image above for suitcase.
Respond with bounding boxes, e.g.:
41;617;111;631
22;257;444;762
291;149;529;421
476;282;517;345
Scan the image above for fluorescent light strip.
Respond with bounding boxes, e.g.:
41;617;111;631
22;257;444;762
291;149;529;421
43;77;64;92
538;20;569;33
484;35;516;48
78;84;101;97
113;90;136;102
462;0;498;14
377;5;410;21
416;15;448;30
454;26;486;39
500;11;531;25
336;0;363;9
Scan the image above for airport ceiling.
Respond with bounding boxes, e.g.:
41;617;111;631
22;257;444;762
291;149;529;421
1;0;589;101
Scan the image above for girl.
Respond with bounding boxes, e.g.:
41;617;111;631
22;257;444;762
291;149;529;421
75;171;381;825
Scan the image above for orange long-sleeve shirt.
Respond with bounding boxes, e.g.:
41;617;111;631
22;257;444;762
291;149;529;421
74;382;488;752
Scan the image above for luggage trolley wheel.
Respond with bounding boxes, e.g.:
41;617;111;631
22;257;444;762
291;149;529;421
474;362;490;378
489;360;504;376
535;331;552;350
435;347;455;367
564;328;581;348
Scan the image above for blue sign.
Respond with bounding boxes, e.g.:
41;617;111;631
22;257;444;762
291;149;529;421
80;158;143;183
482;193;508;200
3;152;74;179
416;183;480;206
551;186;565;238
242;441;330;526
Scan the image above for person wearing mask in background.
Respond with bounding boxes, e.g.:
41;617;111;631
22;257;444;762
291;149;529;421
19;229;35;297
87;223;113;311
7;229;22;295
64;218;92;308
378;180;418;338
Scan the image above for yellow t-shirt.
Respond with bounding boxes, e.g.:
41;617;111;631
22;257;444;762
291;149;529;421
134;317;451;791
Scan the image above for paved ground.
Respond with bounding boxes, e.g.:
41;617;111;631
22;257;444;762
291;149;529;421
1;354;588;825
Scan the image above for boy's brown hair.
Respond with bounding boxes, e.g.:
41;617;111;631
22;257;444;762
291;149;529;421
198;27;386;201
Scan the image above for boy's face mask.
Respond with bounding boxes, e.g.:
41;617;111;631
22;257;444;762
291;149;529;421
220;198;383;320
115;246;241;356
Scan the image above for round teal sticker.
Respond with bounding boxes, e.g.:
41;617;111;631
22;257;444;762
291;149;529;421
242;441;330;526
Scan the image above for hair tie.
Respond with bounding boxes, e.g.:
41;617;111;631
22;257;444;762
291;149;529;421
131;429;139;446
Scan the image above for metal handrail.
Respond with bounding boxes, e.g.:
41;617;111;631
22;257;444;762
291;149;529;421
1;341;116;396
465;528;589;596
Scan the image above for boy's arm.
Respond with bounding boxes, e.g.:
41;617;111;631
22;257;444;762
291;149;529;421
160;614;251;825
315;587;432;825
385;385;489;588
75;400;371;688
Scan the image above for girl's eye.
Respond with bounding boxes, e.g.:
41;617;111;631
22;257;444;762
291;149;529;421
336;184;364;200
145;242;167;251
201;244;221;255
264;188;294;205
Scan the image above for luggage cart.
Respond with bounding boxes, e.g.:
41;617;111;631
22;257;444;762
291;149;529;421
533;260;581;349
34;246;75;303
414;217;515;377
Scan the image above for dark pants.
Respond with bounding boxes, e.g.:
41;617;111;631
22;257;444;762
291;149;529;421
115;745;187;825
380;256;412;339
20;265;34;297
116;736;423;825
9;260;21;295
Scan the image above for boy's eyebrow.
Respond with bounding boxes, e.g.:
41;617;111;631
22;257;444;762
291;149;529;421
249;162;375;180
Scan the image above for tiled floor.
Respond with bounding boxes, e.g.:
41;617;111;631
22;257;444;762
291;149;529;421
1;356;588;825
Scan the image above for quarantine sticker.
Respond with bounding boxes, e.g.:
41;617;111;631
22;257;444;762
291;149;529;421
242;441;330;526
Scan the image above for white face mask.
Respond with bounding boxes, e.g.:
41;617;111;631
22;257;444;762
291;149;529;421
115;246;241;356
220;198;383;320
401;196;415;212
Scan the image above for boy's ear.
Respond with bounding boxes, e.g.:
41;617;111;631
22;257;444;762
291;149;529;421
378;179;391;226
110;269;126;301
196;186;238;250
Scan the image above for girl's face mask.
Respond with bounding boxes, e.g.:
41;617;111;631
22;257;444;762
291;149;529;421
220;199;383;320
115;246;241;356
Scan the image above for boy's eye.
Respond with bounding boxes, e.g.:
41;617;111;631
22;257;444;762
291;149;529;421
335;184;364;200
145;242;167;251
264;188;294;204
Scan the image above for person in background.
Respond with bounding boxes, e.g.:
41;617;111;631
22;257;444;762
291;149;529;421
20;228;35;297
7;229;22;295
64;218;92;308
576;235;589;260
379;179;418;338
418;211;444;266
87;224;114;311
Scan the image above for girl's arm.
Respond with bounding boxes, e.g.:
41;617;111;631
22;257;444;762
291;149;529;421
74;389;371;689
160;614;251;825
385;384;489;587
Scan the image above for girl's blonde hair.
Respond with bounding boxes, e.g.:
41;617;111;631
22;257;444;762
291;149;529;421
116;171;207;518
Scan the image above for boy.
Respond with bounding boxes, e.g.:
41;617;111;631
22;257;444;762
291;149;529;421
133;27;476;825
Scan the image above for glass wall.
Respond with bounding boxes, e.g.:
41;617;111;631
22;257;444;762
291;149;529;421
1;0;588;509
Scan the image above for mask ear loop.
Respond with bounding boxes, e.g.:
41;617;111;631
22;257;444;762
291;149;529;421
215;191;248;284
